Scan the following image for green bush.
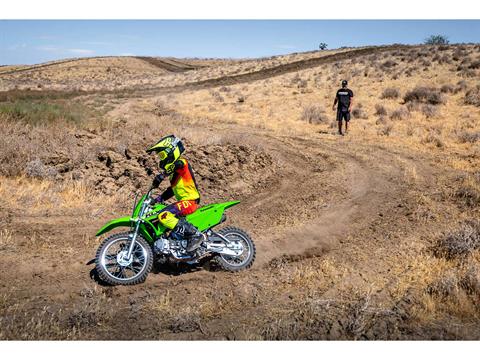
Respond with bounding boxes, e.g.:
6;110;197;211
0;100;84;126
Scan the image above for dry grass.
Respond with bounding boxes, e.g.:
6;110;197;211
0;176;117;212
0;229;13;250
301;105;329;124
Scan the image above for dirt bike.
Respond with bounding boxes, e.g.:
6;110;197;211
94;187;256;285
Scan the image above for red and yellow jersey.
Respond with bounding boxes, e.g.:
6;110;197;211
160;157;200;202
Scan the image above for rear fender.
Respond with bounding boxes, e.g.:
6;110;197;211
186;201;240;231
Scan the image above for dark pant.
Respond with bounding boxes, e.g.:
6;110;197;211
337;109;351;122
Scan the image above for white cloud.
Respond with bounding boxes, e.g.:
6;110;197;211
68;48;95;55
119;52;135;56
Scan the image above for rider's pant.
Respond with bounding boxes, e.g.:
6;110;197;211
158;200;198;229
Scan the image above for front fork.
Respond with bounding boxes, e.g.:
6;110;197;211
126;220;141;259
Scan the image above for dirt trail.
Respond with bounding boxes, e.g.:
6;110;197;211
0;113;446;339
135;57;202;72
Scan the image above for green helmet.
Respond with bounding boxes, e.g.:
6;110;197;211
146;135;185;174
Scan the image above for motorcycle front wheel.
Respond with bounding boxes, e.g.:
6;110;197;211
95;232;153;286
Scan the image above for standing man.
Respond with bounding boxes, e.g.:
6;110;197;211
332;80;354;136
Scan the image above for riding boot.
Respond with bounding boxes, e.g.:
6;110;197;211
171;218;204;252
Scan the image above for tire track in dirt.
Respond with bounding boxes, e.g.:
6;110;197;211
162;45;410;92
135;57;202;72
249;134;402;264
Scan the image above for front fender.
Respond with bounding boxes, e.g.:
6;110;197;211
96;217;156;243
95;216;133;237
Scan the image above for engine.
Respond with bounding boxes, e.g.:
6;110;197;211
153;236;189;259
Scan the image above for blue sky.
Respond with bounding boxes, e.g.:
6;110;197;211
1;20;479;65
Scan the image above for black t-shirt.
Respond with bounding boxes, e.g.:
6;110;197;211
336;88;354;112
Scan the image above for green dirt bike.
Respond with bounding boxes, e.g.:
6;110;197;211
94;187;256;286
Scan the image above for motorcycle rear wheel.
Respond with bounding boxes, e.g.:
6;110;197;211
214;227;256;272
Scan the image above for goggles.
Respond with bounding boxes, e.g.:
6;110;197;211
158;148;171;160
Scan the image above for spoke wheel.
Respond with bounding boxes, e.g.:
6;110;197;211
95;232;153;286
215;227;256;272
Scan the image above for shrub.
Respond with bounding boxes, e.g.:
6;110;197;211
218;86;231;92
375;116;387;125
424;34;449;45
25;159;58;179
455;177;480;207
460;264;480;295
210;91;224;102
457;131;480;143
464;86;480;107
422;132;444;147
297;79;308;88
352;107;368;119
377;123;393;136
440;84;455;94
459;69;477;78
419;59;431;67
374;104;387;116
438;54;452;64
403;86;446;105
301;105;328;124
421;104;439;118
457;80;468;92
381;60;397;69
468;60;480;70
452;48;470;61
427;271;459;298
381;88;400;99
390;107;410;120
433;220;480;259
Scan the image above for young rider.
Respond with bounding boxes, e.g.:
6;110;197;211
146;135;204;252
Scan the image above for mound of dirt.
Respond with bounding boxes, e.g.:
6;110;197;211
189;144;278;202
49;142;278;202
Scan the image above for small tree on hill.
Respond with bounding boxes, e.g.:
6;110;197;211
319;42;328;50
424;35;449;45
